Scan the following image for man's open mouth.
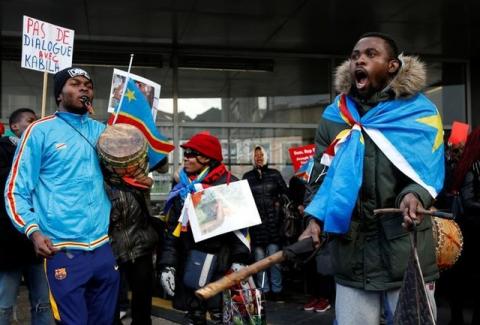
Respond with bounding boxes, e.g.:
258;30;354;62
354;69;369;90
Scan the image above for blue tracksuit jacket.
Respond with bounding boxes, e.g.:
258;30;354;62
4;111;111;250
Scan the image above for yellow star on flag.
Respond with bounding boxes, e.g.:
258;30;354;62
125;88;136;102
416;113;443;152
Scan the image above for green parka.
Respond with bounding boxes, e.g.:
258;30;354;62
306;54;439;290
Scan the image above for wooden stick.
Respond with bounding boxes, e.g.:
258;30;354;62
195;251;284;300
112;54;134;125
374;208;453;219
41;72;48;118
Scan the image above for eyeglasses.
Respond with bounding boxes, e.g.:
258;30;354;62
183;148;201;158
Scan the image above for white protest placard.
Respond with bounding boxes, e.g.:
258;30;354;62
181;180;262;243
108;69;161;119
21;15;75;74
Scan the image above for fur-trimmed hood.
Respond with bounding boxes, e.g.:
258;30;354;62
334;54;426;99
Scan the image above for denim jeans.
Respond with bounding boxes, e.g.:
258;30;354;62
0;263;52;325
334;282;437;325
253;244;282;293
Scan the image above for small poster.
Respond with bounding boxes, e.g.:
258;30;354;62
182;180;262;243
288;144;316;172
108;69;161;118
448;121;469;146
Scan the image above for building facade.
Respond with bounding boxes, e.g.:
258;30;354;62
1;0;476;199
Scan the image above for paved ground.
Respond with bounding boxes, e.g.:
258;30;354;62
11;283;474;325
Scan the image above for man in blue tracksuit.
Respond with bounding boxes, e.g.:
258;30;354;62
4;67;119;324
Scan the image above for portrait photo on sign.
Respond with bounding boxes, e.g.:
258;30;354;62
182;180;261;243
107;68;161;118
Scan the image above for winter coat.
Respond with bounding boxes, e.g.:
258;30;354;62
458;161;480;279
107;184;159;264
158;167;250;311
4;112;111;249
460;161;480;227
289;175;306;208
243;165;288;247
0;137;39;270
306;55;439;290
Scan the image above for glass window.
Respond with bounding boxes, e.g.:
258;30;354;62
229;128;316;182
148;125;174;198
151;167;174;198
177;58;331;123
179;127;315;183
425;62;467;126
1;60;47;120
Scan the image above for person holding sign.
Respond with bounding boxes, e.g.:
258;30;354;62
158;131;250;325
4;67;119;324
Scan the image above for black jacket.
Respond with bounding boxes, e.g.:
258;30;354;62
242;166;288;247
460;161;480;227
0;137;39;270
159;170;250;311
107;184;159;264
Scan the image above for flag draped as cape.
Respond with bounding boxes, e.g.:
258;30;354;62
305;93;445;234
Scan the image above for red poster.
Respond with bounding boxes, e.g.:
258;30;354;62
448;121;469;146
288;144;316;172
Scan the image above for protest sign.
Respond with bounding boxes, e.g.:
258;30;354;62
108;69;161;118
448;121;469;146
21;16;74;74
288;144;315;172
181;180;262;243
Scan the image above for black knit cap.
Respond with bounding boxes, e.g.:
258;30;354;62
53;67;92;105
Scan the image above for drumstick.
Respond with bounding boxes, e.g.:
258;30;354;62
195;238;316;300
374;208;453;219
195;251;284;300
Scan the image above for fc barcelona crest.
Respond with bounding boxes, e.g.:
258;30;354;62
54;268;67;280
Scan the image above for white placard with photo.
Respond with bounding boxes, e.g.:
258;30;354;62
107;69;161;119
182;180;261;243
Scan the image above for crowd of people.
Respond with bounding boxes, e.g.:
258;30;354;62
0;32;478;325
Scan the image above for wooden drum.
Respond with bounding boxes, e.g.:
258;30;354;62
97;123;148;178
432;217;463;270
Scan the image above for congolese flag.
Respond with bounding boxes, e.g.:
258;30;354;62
305;94;445;234
108;78;174;169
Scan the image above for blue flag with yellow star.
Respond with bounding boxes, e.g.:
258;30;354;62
109;78;174;169
305;93;445;234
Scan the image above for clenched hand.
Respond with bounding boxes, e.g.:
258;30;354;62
299;219;322;248
399;193;424;230
30;231;58;258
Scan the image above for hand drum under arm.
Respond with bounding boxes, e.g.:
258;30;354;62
97;123;148;179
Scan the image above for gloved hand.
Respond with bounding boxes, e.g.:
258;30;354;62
160;266;176;296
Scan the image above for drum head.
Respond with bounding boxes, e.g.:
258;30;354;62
432;217;463;270
97;123;147;167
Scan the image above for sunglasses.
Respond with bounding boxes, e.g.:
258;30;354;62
183;148;201;158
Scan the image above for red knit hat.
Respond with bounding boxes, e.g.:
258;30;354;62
181;131;223;162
